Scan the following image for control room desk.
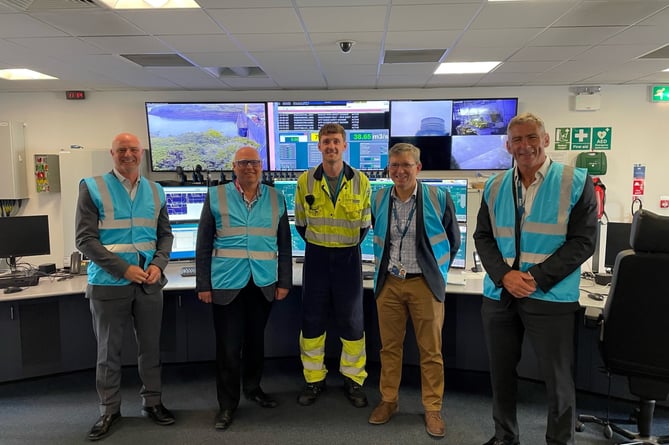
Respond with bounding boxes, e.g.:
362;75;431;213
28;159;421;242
0;263;619;400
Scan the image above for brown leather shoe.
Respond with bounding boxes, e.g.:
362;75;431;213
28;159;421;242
368;401;398;425
425;410;445;438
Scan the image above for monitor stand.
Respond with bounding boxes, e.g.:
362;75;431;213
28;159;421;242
8;256;17;274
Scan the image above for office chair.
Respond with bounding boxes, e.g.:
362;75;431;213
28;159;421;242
578;209;669;444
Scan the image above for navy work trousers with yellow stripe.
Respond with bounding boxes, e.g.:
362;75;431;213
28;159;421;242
301;242;364;340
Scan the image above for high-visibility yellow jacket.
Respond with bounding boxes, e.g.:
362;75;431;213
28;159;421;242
295;163;371;247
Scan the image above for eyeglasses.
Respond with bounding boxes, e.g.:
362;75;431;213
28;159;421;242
234;159;262;168
388;162;416;170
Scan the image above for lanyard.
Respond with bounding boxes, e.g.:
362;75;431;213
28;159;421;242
516;178;525;219
392;199;416;263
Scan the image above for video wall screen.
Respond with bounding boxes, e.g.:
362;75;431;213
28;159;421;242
145;97;517;173
389;98;517;171
145;102;269;172
267;100;390;171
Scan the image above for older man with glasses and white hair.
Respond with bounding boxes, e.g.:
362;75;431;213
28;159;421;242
195;146;292;431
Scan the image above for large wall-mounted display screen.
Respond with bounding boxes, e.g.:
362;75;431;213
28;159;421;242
145;97;517;174
389;98;517;171
267;100;390;171
145;102;269;172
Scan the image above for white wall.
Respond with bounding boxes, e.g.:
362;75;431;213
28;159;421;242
1;85;668;269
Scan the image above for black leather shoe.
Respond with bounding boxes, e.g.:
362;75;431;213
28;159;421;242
482;437;520;445
245;389;278;408
141;403;175;426
87;412;121;441
215;409;234;430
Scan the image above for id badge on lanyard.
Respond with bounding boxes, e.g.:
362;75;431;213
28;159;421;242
390;264;407;280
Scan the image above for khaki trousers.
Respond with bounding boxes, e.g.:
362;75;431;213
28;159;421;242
376;274;445;411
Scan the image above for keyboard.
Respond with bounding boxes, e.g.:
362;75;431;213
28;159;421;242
0;273;41;289
180;266;196;277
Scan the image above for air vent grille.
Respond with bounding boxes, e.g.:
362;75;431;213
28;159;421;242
0;0;100;11
383;49;447;64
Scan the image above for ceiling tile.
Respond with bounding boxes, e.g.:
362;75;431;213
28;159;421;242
457;28;544;48
157;34;238;53
384;30;461;50
471;2;577;29
30;10;143;36
118;10;224;35
509;45;590;62
82;36;173;54
300;5;387;33
602;25;669;45
530;26;626;46
0;12;67;37
206;7;301;34
233;33;310;52
388;4;480;31
553;1;668;27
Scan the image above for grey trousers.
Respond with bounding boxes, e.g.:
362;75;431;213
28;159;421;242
89;286;164;415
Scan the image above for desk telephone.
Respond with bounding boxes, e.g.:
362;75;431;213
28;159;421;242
471;251;483;272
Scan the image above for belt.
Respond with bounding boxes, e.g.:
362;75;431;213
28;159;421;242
405;273;423;279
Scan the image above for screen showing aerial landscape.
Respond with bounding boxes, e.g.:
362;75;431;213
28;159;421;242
145;102;269;172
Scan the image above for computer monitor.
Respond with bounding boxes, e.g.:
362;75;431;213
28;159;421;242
0;215;51;272
273;180;298;216
290;220;306;257
360;227;375;263
169;221;199;261
370;178;393;196
604;222;632;271
358;224;463;268
452;223;467;269
422;179;468;223
163;185;208;222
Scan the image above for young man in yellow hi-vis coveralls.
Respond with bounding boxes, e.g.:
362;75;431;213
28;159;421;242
294;123;371;408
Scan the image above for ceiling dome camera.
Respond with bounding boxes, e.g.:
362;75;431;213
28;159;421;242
337;40;356;53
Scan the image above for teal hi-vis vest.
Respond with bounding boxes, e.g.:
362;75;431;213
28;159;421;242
209;182;285;290
371;183;451;289
84;173;164;286
482;163;587;303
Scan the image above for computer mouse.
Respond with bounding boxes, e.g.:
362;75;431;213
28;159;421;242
587;292;605;301
3;286;23;294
